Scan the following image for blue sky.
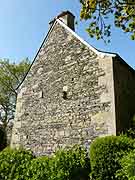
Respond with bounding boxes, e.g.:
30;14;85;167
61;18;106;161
0;0;135;68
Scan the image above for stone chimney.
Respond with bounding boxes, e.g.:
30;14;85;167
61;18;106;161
49;11;75;31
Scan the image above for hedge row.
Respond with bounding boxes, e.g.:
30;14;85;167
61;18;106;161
0;135;134;180
0;145;90;180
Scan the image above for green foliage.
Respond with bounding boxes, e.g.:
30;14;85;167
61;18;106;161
49;145;90;180
0;58;30;129
116;150;135;180
122;115;135;139
1;138;135;180
0;147;34;180
23;145;90;180
24;156;51;180
80;0;135;42
125;128;135;139
0;145;90;180
0;126;7;151
90;135;135;180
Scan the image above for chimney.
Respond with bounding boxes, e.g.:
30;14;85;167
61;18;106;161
49;11;75;31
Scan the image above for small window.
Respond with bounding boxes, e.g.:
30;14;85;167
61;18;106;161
63;91;67;100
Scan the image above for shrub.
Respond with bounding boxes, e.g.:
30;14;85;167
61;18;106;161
125;128;135;139
116;150;135;180
90;135;135;180
50;145;90;180
0;147;34;180
0;145;90;180
24;155;51;180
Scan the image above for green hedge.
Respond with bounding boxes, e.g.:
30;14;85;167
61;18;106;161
90;135;135;180
24;156;51;180
0;147;34;180
1;136;134;180
116;149;135;180
0;145;90;180
50;145;90;180
24;145;90;180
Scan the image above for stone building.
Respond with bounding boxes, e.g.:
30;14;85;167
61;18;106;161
11;11;135;156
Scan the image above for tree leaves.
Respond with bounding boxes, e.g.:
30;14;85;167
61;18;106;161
80;0;135;41
0;58;30;130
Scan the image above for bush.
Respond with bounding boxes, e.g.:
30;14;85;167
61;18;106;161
116;150;135;180
0;145;90;180
0;147;34;180
90;135;135;180
125;128;135;139
24;156;51;180
50;145;90;180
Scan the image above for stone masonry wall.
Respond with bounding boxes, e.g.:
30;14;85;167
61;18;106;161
11;21;116;156
113;56;135;133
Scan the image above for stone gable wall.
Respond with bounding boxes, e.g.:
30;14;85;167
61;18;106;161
11;22;115;156
113;57;135;133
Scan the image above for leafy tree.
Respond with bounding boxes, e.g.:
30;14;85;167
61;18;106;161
80;0;135;42
0;58;30;130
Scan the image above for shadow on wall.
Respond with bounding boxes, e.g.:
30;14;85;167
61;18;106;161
0;125;7;151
